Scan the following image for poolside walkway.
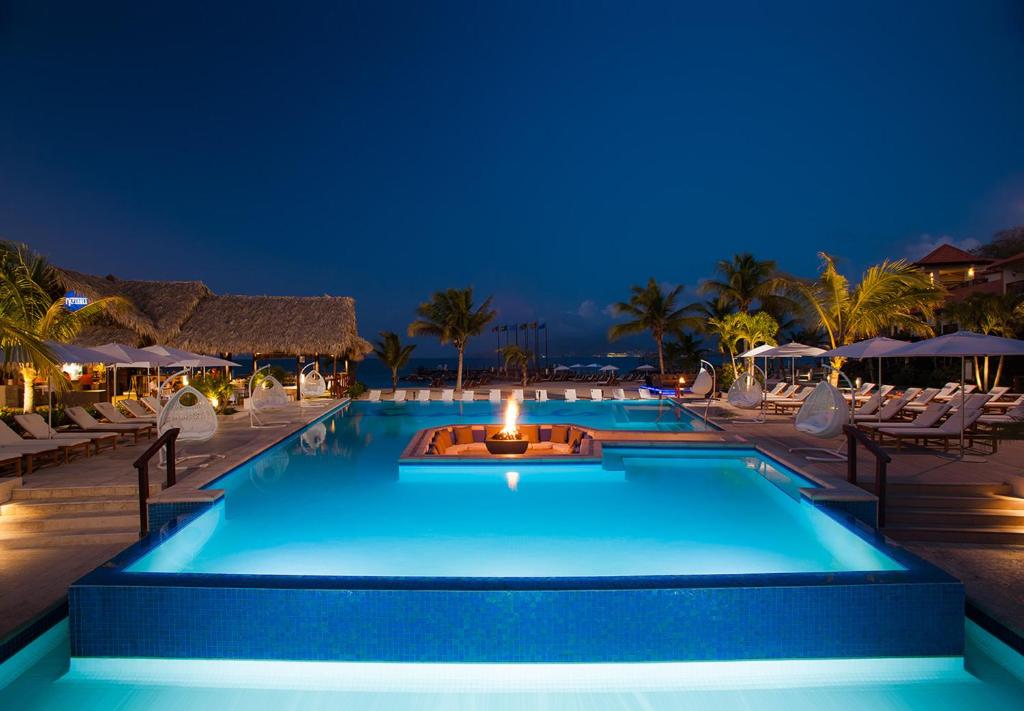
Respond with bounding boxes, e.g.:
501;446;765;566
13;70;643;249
0;400;343;644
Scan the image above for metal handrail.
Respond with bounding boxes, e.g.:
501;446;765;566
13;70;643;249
843;424;892;528
133;427;180;537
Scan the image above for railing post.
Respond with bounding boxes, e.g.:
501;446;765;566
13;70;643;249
137;461;149;538
876;458;887;528
166;436;176;488
846;426;857;485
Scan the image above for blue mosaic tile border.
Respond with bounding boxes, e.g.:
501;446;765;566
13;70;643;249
148;500;217;532
69;572;963;662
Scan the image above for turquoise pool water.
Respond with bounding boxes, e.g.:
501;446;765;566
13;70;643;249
3;619;1024;710
126;401;899;577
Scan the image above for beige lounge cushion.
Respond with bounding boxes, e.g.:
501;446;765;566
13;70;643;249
551;442;573;454
549;425;569;443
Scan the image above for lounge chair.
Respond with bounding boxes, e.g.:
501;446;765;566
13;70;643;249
902;387;940;413
95;401;156;424
590;389;603;401
511;389;524;402
985;386;1010;402
15;413;118;454
764;382;788;398
877;406;986;450
141;396;162;414
65;406;154;444
771;387;812;413
978;404;1024;425
847;382;876;401
0;420;83;471
935;383;976;402
367;389;382;402
564;388;577;402
853;388;920;423
416;389;431;403
535;389;548;402
441;389;454;402
860;401;951;434
488;389;502;403
766;384;801;401
393;390;407;402
612;388;626;400
460;390;475;402
122;399;157;421
853;393;882;417
638;388;655;400
983;392;1024;411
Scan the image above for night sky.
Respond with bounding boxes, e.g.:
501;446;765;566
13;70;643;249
2;2;1023;355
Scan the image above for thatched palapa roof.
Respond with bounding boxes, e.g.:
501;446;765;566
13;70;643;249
55;269;371;358
175;294;369;357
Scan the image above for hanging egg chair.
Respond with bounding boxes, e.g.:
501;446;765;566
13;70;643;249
691;367;714;397
727;371;763;409
794;381;848;439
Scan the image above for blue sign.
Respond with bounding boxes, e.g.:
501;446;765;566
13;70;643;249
64;290;89;312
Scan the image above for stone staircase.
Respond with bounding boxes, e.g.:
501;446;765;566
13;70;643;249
0;483;159;548
882;482;1024;544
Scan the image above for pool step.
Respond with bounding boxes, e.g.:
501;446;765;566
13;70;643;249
10;483;161;500
887;494;1024;511
885;482;1013;497
887;508;1024;528
0;511;138;534
0;528;139;548
0;495;139;518
885;525;1024;545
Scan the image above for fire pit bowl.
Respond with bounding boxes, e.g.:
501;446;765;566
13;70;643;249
485;437;529;455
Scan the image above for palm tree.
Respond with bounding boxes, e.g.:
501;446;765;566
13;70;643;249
0;242;125;410
372;331;416;393
943;293;1022;389
698;253;794;315
609;279;700;375
499;344;531;387
663;331;707;372
408;287;497;390
786;253;944;380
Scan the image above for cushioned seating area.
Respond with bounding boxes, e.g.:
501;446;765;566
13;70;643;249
428;423;589;456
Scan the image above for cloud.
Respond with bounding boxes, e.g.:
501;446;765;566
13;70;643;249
577;300;598;319
902;233;981;260
602;303;619;317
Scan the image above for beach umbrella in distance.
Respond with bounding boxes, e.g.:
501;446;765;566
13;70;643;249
737;343;778;387
569;363;583;369
586;363;601;369
600;364;618;371
91;343;178;399
636;364;656;371
760;342;827;385
889;332;1024;455
823;337;909;413
40;342;110;434
553;365;570;371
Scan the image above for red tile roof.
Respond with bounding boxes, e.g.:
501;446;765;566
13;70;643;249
984;250;1024;271
914;243;992;266
945;279;1004;302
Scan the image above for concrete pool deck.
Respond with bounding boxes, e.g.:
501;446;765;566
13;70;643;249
2;391;1022;651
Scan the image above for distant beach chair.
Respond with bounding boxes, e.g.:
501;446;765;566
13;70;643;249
512;389;524;402
0;419;86;468
393;390;407;402
96;401;156;424
564;389;577;402
638;388;655;400
535;389;548;402
417;389;431;403
590;389;603;401
367;389;382;403
489;389;502;403
15;413;118;454
441;389;454;402
65;406;154;444
122;399;156;421
764;382;788;398
141;396;162;414
461;390;475;402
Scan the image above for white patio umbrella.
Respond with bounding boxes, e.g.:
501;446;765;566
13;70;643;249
143;345;240;369
41;342;110;435
737;343;777;387
569;363;583;369
600;364;619;372
636;364;656;371
553;364;570;371
91;343;177;398
823;336;909;418
889;331;1024;455
759;342;827;385
585;363;601;369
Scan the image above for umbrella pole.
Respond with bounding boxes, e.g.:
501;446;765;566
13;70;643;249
877;357;883;423
960;356;966;456
47;377;53;438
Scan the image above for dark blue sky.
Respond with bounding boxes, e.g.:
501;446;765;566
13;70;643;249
2;1;1023;355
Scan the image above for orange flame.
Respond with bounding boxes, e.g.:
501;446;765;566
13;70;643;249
500;397;519;437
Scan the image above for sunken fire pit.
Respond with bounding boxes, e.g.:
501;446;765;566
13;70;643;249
485;398;529;455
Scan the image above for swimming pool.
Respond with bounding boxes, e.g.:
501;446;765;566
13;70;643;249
68;401;964;662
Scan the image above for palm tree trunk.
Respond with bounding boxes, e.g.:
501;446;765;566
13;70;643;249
521;366;527;388
391;368;398;393
656;336;665;376
20;365;35;411
456;347;464;391
993;355;1005;389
